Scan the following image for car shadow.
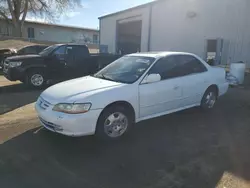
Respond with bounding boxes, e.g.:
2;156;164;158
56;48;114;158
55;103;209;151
0;82;43;94
1;92;250;188
0;83;43;115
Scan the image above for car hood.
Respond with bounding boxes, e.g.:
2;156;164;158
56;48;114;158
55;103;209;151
41;76;124;104
6;54;42;61
0;48;16;54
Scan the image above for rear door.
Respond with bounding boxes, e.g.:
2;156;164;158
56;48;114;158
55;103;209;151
63;45;76;79
47;45;67;80
177;55;210;106
72;45;92;77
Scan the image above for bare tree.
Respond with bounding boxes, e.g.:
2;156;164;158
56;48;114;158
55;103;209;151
0;0;81;37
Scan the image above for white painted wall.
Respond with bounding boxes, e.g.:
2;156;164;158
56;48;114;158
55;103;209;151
0;20;99;44
150;0;250;66
100;0;250;67
100;6;150;53
23;23;99;44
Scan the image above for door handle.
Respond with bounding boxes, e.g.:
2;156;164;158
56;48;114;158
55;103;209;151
173;86;179;90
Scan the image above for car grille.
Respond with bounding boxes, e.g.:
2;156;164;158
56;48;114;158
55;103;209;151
39;117;55;129
39;117;63;131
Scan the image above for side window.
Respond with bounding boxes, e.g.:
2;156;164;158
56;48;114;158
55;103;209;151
65;46;74;63
17;48;25;55
71;46;89;64
37;46;47;53
22;46;37;54
53;45;66;60
54;46;66;55
80;46;89;57
65;46;73;54
148;56;180;80
180;55;207;74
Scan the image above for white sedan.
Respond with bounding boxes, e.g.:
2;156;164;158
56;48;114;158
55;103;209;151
35;52;228;139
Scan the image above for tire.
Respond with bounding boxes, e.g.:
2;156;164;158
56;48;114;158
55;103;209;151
200;87;217;110
95;105;133;140
25;70;46;88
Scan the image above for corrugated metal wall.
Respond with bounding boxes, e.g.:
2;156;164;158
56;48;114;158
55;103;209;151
150;0;250;67
100;0;250;67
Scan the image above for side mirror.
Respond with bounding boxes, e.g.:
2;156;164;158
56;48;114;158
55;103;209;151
141;74;161;84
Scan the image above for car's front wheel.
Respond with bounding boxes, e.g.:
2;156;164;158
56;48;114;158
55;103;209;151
26;70;45;88
96;105;133;140
201;87;218;110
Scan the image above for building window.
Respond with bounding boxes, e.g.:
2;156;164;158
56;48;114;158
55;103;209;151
27;27;35;38
7;27;12;36
93;34;98;44
0;26;12;36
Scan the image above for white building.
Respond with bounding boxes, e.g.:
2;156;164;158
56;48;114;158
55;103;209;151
99;0;250;67
0;19;99;45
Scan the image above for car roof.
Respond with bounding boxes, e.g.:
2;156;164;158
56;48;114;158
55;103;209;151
127;51;196;58
21;44;48;48
64;43;88;46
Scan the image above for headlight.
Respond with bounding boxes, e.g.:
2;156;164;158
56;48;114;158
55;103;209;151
9;61;22;67
52;103;91;114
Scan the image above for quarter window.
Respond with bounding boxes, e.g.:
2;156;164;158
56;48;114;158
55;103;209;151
179;55;207;74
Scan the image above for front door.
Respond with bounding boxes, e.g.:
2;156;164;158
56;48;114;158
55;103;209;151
46;45;67;81
139;56;184;118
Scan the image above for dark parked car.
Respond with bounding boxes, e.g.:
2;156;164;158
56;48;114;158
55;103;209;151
3;44;121;87
16;45;48;55
0;45;48;69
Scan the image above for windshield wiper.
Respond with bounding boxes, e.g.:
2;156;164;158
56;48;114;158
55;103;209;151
96;74;120;83
100;74;115;81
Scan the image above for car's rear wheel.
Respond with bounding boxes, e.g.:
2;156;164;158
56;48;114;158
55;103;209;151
96;105;133;140
201;87;217;110
26;70;45;88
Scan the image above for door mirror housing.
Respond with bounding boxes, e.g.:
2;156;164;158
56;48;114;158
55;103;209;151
141;74;161;84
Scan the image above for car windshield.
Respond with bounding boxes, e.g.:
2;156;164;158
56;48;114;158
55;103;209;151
39;45;60;56
94;56;155;84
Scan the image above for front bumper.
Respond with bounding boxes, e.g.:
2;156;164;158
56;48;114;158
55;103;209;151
3;66;25;81
35;100;102;137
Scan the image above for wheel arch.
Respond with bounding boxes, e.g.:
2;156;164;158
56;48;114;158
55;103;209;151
24;66;46;74
206;84;219;97
24;67;47;87
97;100;136;124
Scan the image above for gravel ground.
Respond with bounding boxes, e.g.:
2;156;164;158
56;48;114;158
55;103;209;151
1;76;250;188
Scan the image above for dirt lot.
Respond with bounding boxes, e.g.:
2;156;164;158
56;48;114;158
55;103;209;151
1;75;250;188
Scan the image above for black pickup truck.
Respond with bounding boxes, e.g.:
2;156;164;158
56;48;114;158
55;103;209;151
3;44;121;87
